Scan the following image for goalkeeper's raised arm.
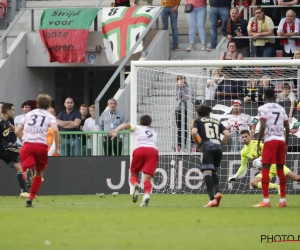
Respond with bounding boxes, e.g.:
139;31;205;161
228;130;263;183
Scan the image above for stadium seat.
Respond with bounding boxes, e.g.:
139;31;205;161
0;0;7;19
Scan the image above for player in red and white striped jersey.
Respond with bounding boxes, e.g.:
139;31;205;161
109;115;158;207
15;94;59;207
254;88;290;208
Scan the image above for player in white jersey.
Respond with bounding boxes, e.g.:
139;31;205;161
253;88;289;208
226;100;255;152
15;94;59;207
109;115;158;207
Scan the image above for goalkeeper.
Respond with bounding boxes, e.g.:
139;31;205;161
228;129;300;192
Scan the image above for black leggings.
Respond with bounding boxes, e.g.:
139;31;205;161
175;110;187;147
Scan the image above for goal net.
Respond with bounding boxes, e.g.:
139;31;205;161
130;60;300;194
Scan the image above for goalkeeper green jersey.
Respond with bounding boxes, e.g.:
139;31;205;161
237;140;264;176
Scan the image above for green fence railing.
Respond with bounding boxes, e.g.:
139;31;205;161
57;131;130;156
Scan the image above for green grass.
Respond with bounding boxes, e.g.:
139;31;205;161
1;194;300;250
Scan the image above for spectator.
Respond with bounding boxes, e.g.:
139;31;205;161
226;99;255;151
79;104;90;156
256;75;275;105
175;75;195;151
221;7;250;57
82;104;96;156
205;69;220;100
276;82;297;123
216;69;244;100
219;41;244;60
186;0;207;51
277;9;300;58
293;48;300;87
294;47;300;58
207;0;231;51
48;106;57;117
234;0;250;18
278;0;300;19
247;6;275;57
250;0;276;19
57;97;82;156
99;98;125;156
14;101;31;147
244;77;259;102
161;0;180;51
114;0;130;7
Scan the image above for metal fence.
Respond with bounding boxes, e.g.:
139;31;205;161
57;130;130;156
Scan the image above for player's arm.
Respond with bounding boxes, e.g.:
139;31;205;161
289;100;295;120
257;118;266;156
9;123;15;132
192;127;201;149
228;150;249;182
221;129;230;145
109;123;132;139
284;120;289;151
51;123;60;156
15;124;24;142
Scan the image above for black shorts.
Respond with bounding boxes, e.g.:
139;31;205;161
201;149;222;172
0;147;20;168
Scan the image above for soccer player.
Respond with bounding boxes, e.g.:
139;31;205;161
254;88;289;207
228;130;300;192
192;104;230;207
15;94;59;207
0;103;29;198
109;115;158;207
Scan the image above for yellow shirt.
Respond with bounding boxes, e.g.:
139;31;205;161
247;15;275;46
237;140;264;176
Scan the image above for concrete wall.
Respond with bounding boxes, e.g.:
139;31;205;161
0;33;55;114
111;30;169;122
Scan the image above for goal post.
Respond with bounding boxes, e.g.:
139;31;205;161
130;60;300;194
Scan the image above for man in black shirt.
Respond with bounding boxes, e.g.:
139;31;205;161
192;104;230;207
0;103;28;198
57;97;82;156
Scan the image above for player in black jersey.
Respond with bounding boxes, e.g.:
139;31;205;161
192;104;230;207
0;103;29;198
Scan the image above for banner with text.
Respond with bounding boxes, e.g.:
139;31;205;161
102;6;161;64
1;155;300;196
39;8;100;63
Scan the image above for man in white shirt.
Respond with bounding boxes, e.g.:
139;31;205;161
14;101;31;146
277;9;300;57
226;100;255;152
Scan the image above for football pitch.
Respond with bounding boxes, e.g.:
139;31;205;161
1;194;300;250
